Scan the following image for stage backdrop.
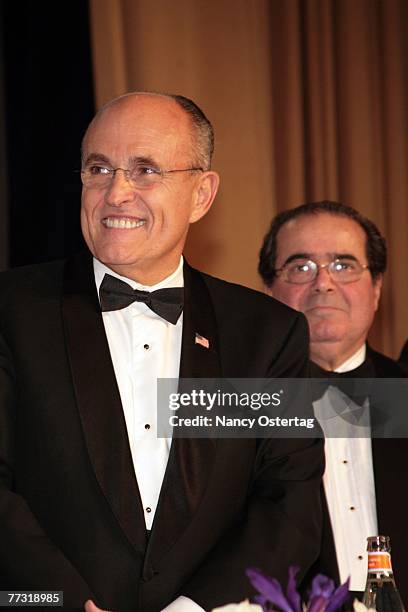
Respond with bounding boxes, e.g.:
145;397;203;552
89;0;407;358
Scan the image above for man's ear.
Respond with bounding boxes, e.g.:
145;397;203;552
189;171;219;223
373;274;383;311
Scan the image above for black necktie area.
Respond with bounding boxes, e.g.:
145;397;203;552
309;360;375;408
99;273;184;325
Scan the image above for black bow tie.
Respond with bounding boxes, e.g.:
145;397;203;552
310;359;374;379
99;273;184;324
310;359;375;406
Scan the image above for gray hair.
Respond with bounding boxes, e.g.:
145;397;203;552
82;91;214;170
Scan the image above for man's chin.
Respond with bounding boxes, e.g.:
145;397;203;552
93;246;141;269
309;323;348;345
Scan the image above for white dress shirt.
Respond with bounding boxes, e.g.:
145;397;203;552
314;344;378;590
94;258;204;612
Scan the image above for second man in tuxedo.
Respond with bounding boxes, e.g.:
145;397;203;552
259;200;408;603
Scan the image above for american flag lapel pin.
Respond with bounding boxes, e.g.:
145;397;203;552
195;332;210;349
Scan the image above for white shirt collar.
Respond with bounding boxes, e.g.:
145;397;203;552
93;256;184;296
335;344;366;373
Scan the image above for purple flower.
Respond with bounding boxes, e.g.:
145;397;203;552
286;566;302;612
309;575;336;612
246;568;294;612
308;574;350;612
311;575;336;598
246;566;349;612
324;579;350;612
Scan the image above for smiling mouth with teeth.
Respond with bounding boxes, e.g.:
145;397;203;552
102;218;146;229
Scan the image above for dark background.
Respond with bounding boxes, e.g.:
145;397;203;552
0;1;95;268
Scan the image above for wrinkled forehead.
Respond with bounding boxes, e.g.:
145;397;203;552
82;95;194;164
276;213;368;263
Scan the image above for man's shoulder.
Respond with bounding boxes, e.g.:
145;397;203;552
368;345;408;378
196;268;301;323
0;259;66;303
189;267;309;376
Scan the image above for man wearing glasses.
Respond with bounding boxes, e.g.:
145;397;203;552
259;201;408;603
0;94;324;611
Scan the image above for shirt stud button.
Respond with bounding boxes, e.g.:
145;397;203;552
145;423;150;430
144;344;150;350
350;506;355;511
146;507;152;513
342;460;348;464
358;555;363;560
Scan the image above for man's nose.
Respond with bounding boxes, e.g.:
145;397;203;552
105;170;135;207
312;265;336;292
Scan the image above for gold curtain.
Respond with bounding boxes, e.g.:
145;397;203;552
89;0;408;358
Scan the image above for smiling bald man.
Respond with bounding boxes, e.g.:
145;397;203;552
0;93;324;611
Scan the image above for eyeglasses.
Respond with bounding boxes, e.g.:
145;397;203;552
80;163;204;189
275;258;370;284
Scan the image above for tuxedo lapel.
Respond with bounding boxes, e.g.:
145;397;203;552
146;264;221;569
62;252;147;555
179;263;221;380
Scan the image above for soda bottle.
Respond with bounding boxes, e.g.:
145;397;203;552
363;535;405;611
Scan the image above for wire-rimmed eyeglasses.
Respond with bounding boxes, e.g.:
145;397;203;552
80;163;204;189
274;258;370;284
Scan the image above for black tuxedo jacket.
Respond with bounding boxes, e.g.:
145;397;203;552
311;348;408;604
0;252;324;611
